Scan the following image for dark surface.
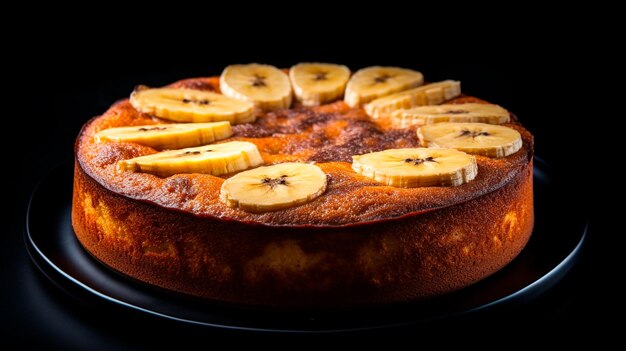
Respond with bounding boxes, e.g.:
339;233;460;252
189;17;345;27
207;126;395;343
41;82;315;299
5;60;600;345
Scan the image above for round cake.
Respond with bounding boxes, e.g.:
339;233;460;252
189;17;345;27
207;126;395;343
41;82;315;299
72;64;534;309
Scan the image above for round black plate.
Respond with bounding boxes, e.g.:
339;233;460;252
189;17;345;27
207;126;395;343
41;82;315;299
25;159;586;332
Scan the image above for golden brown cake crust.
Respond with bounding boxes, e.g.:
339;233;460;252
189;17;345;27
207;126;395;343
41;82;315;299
72;76;534;308
75;77;532;227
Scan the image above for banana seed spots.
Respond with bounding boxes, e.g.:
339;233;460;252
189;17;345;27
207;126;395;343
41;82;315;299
181;151;202;156
445;110;469;114
182;98;211;105
404;157;437;166
374;74;394;84
458;130;490;138
176;149;212;157
251;74;267;87
138;127;168;132
262;175;288;188
313;72;328;81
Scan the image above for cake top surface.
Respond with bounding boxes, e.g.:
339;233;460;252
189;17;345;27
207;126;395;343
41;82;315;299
76;76;532;227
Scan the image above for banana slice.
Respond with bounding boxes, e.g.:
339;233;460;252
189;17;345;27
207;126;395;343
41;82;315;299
418;122;522;158
352;148;477;187
119;141;264;177
220;162;327;213
392;103;510;127
220;63;292;111
289;63;351;106
130;87;255;124
365;80;461;119
95;122;233;150
344;66;423;107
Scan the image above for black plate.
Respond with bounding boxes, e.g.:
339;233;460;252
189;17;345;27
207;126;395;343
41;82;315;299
25;159;586;332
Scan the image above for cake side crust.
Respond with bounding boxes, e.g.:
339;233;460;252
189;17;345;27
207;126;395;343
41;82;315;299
72;157;533;308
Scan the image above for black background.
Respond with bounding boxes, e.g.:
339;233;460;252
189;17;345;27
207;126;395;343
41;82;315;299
4;48;602;346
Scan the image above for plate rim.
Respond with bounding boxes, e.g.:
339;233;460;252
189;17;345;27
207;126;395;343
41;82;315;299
24;159;588;333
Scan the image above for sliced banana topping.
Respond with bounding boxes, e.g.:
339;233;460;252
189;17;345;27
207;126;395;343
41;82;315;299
392;103;510;127
119;141;263;177
95;122;233;150
130;87;255;124
418;122;522;158
220;162;327;213
289;63;351;106
365;80;461;119
220;63;292;111
344;66;423;107
352;148;477;187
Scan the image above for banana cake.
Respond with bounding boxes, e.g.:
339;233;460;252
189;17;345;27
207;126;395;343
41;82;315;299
72;63;534;308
